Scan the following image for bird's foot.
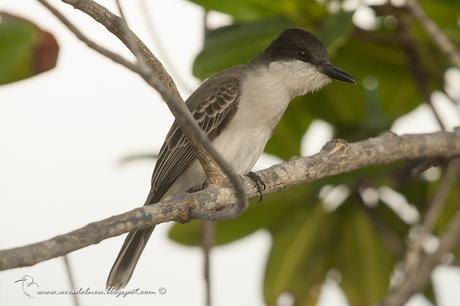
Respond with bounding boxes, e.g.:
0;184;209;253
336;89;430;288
247;172;266;202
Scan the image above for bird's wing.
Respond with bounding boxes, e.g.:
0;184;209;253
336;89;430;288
146;76;240;204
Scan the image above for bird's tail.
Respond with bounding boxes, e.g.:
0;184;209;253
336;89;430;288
106;227;155;289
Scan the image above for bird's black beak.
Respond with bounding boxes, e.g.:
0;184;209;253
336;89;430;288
322;63;355;84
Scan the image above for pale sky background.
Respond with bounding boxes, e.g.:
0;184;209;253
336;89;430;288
1;0;460;306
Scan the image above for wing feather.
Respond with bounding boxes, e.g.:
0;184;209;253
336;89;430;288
146;77;240;204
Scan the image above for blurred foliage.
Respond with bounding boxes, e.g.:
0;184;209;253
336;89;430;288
169;0;460;305
0;12;58;86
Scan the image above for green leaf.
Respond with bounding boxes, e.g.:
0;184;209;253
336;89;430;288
264;203;331;306
0;12;58;85
335;201;394;306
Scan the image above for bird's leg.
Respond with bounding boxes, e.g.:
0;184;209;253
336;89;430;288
246;172;266;202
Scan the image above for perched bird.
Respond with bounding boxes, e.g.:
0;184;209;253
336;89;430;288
107;28;355;289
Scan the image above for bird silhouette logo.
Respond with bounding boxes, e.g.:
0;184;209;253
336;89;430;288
15;275;40;298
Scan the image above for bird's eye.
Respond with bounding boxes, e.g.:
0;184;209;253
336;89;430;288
297;48;308;59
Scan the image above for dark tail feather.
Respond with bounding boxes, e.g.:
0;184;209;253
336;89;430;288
106;227;155;289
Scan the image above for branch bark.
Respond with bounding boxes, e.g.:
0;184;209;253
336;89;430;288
1;131;460;270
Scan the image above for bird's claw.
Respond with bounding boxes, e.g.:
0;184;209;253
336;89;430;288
247;172;266;202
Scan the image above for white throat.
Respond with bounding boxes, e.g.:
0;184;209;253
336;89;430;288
237;60;331;130
265;60;331;99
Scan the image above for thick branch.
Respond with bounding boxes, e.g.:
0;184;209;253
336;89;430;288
1;131;460;270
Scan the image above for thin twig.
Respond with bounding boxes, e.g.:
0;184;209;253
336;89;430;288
1;131;460;270
404;161;460;275
397;15;446;130
200;12;213;306
138;0;194;94
201;221;214;306
62;255;80;306
406;0;460;70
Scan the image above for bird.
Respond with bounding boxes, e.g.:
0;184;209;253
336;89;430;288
106;28;355;289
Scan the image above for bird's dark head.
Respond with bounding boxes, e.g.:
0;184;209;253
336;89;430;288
264;29;329;66
254;28;355;96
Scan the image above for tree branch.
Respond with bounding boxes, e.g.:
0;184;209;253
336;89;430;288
404;161;460;275
1;131;460;270
396;14;446;130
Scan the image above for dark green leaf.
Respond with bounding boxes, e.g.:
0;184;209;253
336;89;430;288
335;201;394;306
264;203;330;306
